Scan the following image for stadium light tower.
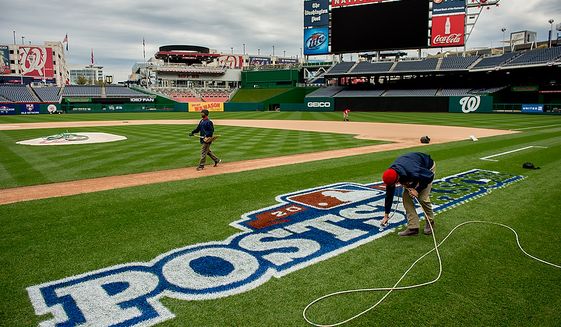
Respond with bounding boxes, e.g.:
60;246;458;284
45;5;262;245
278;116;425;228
243;43;246;55
272;45;275;56
549;19;555;48
501;27;507;54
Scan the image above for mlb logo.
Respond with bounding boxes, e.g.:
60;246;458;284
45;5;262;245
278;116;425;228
286;183;383;210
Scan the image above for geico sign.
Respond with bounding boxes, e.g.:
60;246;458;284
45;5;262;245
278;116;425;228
307;102;331;108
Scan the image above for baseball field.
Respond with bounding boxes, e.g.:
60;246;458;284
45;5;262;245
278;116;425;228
1;112;560;326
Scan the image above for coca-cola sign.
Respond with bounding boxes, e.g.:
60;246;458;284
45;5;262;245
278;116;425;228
433;33;462;45
431;14;465;47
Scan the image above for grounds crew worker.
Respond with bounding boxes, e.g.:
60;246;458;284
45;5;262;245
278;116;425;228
189;109;220;171
380;152;435;236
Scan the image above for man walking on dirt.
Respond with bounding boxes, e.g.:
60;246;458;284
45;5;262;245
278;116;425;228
189;109;220;171
380;152;435;236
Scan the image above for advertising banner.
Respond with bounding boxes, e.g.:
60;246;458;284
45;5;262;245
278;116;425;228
521;104;544;113
449;96;492;113
304;0;329;27
331;0;395;8
218;55;244;69
249;57;272;65
188;102;225;112
304;97;334;111
276;58;299;64
0;45;10;75
431;0;465;16
0;103;18;115
20;103;40;115
18;47;54;78
431;14;465;47
304;26;329;55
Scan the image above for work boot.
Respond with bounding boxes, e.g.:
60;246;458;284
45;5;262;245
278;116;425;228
398;228;419;237
424;219;435;235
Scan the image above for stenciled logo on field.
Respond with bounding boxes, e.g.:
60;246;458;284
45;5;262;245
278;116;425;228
27;169;523;327
460;96;481;113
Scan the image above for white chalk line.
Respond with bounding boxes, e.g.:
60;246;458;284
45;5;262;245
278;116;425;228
515;124;561;131
480;145;548;162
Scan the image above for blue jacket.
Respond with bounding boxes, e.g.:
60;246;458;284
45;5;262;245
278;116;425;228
191;118;214;144
384;152;435;214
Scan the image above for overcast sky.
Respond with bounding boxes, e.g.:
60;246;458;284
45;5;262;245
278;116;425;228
2;0;560;81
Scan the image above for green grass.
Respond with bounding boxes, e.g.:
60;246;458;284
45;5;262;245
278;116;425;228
1;111;560;131
0;113;560;326
0;125;383;189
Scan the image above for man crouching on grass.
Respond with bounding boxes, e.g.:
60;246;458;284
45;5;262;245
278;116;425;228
189;109;220;171
380;152;435;236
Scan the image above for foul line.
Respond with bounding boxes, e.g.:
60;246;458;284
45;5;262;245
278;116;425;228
515;124;561;131
480;145;548;162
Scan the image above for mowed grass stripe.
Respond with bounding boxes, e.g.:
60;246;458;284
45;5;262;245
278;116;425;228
0;125;383;189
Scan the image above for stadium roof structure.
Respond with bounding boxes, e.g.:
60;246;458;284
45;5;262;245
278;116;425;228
155;45;220;64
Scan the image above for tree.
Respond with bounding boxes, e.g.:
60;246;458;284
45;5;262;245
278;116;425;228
76;75;89;85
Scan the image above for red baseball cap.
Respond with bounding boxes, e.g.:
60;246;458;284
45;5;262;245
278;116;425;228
382;168;399;185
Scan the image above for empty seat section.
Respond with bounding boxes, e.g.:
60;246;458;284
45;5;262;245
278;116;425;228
33;86;61;102
440;56;479;70
383;89;438;96
393;58;438;72
0;85;37;102
504;47;561;66
350;62;394;74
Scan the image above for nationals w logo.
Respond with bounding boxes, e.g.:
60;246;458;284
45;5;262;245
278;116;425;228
28;170;523;327
460;96;481;113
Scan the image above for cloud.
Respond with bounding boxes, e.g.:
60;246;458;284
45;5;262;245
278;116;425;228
1;0;558;81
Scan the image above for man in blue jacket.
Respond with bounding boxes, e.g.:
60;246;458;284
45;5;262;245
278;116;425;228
189;109;220;171
380;152;435;236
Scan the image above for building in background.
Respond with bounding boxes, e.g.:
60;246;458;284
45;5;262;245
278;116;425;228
69;65;104;85
0;41;69;86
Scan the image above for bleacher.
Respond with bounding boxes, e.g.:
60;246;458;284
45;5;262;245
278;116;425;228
470;86;507;94
199;89;232;102
62;86;102;97
334;89;385;97
325;62;355;75
306;86;344;97
350;62;394;74
470;52;520;70
439;88;473;96
503;47;561;67
105;86;147;97
439;56;479;71
383;89;438;97
0;85;38;102
392;58;438;72
151;87;201;102
32;86;61;102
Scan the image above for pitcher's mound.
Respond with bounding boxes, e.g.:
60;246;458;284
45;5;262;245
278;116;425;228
17;132;127;146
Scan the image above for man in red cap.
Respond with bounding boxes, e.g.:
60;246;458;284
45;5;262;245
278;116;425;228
380;152;436;236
